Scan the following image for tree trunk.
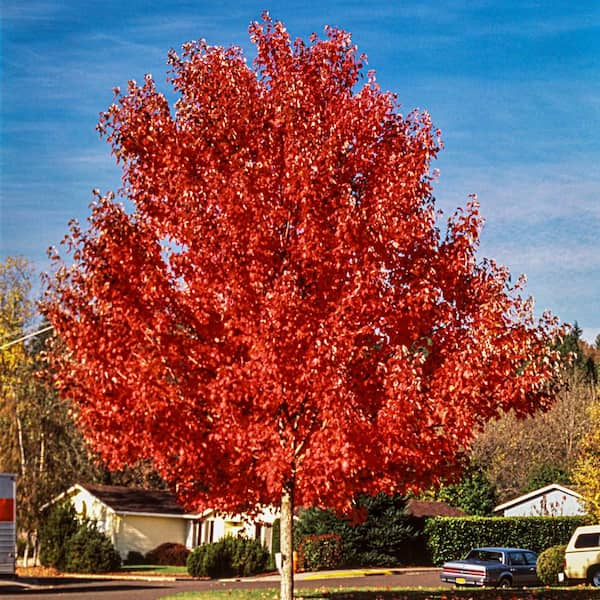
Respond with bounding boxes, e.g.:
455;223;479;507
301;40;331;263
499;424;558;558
39;431;46;475
33;530;40;566
16;413;27;476
280;481;294;600
23;533;30;568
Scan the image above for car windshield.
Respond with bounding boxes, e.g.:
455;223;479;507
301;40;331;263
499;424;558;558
465;550;503;563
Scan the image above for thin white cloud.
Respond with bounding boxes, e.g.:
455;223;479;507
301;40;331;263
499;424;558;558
437;163;600;223
1;0;63;22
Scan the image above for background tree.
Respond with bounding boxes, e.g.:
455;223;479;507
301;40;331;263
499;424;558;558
470;324;597;502
1;257;35;474
432;465;497;516
571;401;600;521
0;258;102;564
96;459;168;490
1;257;168;565
43;16;562;598
0;257;52;563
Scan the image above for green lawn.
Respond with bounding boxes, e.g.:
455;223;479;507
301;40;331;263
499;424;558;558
119;564;189;576
162;587;600;600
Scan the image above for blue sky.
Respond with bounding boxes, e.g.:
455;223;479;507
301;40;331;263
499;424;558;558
1;1;599;343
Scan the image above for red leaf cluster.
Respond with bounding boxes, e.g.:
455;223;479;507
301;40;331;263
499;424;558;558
43;16;562;515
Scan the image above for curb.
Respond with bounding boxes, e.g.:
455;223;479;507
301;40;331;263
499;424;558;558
59;573;178;582
10;566;441;586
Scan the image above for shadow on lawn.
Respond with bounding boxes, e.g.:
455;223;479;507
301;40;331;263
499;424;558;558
298;589;600;600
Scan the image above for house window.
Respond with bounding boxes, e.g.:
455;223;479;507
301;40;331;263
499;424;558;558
255;523;263;544
187;520;201;548
203;520;215;544
224;520;243;538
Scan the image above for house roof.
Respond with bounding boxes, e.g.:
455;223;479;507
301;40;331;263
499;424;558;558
405;500;465;518
77;483;191;516
493;483;583;513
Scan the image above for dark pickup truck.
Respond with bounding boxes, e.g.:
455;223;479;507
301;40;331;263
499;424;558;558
440;547;539;588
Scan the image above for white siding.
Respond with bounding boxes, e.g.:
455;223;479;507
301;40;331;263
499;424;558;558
64;487;279;557
68;488;190;558
502;490;586;517
115;514;188;558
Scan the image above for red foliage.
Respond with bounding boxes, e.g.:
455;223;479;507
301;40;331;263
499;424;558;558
43;15;562;517
145;542;190;566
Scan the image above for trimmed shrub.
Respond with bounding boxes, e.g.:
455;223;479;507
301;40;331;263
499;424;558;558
125;550;146;565
187;536;269;578
187;544;207;577
203;537;236;578
39;501;80;570
64;523;121;573
297;533;343;571
425;516;586;565
145;542;190;566
537;544;566;585
232;537;271;577
39;500;121;573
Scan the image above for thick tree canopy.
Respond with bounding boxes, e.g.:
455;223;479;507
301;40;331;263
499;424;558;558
43;17;561;517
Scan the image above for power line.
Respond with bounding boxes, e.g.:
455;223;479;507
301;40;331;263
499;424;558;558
0;325;54;351
0;322;48;343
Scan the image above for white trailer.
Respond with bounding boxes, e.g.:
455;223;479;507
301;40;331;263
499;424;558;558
0;474;16;577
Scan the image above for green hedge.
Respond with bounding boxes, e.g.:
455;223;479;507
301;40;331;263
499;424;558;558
187;536;269;578
425;516;586;565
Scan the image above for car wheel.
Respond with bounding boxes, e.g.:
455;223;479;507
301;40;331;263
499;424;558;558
589;567;600;587
498;577;511;588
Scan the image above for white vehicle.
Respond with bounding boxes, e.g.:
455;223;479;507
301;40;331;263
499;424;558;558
560;524;600;587
0;474;16;577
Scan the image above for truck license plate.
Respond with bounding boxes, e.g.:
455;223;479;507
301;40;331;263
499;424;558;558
456;577;466;584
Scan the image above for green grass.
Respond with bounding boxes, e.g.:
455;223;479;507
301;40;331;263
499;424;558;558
119;564;189;576
163;593;279;600
161;587;600;600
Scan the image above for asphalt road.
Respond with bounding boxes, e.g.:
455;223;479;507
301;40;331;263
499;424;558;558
0;568;446;599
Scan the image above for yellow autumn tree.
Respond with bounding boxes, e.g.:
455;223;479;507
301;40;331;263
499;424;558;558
572;400;600;521
1;258;99;564
0;257;35;472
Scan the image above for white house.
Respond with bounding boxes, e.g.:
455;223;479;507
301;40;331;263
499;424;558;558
51;483;278;559
493;484;586;517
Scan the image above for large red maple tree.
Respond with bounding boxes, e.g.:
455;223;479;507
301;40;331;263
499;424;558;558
43;16;562;598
